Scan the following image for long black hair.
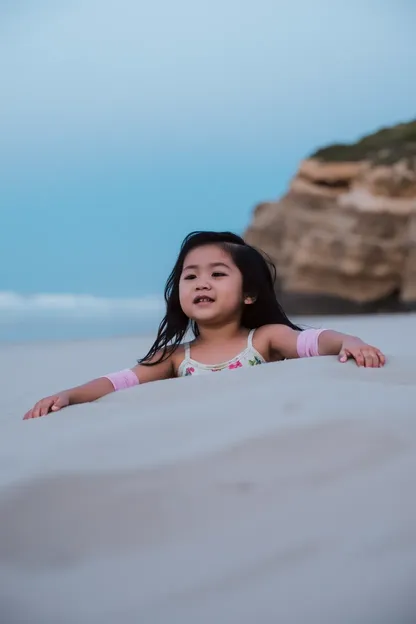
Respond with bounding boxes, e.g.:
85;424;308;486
139;231;301;365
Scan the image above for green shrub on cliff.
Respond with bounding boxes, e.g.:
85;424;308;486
311;120;416;165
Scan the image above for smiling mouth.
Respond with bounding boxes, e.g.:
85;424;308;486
193;296;215;304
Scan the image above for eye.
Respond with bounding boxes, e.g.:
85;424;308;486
212;272;227;277
183;274;196;280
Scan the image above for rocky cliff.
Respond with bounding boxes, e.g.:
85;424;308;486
244;120;416;314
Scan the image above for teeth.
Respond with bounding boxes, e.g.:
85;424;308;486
196;297;212;303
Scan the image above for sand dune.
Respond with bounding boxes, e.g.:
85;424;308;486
0;315;415;623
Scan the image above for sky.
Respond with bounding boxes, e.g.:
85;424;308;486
1;0;415;310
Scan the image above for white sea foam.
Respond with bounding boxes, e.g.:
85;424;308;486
0;291;165;317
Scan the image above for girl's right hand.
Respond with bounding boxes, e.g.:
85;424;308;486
23;392;71;420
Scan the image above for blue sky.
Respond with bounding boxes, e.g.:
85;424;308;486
1;0;415;305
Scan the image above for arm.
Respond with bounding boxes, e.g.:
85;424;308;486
266;325;385;367
316;329;357;356
67;377;116;405
318;330;386;367
23;350;174;419
72;353;175;400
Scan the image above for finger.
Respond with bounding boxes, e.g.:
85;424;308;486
52;395;67;411
32;404;42;418
40;399;54;417
339;349;349;363
376;350;386;366
363;353;375;368
364;349;384;368
34;400;50;418
354;351;365;367
372;349;382;368
23;410;33;420
365;347;385;367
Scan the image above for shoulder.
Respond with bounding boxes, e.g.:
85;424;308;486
171;343;188;367
131;342;191;384
253;324;301;359
254;324;300;341
132;345;178;383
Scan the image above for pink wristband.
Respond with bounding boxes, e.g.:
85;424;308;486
103;369;139;391
296;328;326;358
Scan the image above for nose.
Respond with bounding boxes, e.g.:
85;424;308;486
195;278;211;290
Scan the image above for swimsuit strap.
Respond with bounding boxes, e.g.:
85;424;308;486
184;342;191;360
247;328;255;349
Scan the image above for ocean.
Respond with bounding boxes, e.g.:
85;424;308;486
0;292;164;344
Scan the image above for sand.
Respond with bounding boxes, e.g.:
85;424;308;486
0;314;415;623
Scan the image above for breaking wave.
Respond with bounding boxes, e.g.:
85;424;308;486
0;291;165;317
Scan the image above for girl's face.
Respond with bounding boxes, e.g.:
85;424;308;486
179;244;247;325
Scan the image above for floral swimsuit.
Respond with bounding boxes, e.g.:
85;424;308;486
177;329;266;377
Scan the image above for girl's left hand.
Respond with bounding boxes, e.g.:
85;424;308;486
339;337;385;368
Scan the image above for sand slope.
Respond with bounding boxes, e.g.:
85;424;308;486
0;315;415;623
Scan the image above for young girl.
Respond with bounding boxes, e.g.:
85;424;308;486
23;231;385;420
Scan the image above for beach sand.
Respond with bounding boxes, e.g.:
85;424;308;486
0;315;415;623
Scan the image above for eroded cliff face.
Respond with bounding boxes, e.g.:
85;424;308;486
244;121;416;314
